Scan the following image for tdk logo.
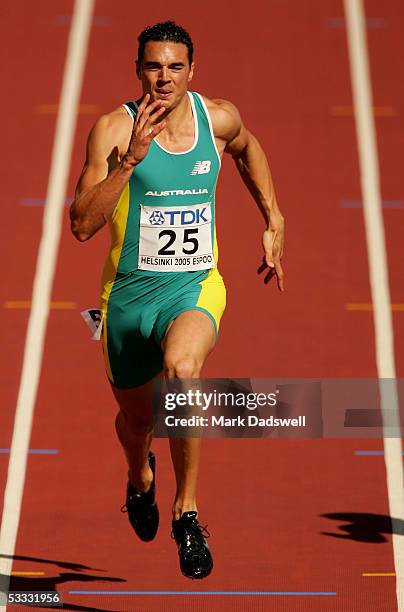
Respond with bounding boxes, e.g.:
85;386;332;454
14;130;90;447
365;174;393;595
148;208;208;226
149;210;165;225
191;160;211;175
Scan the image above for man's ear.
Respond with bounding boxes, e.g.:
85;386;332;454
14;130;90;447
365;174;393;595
188;61;195;83
136;60;141;79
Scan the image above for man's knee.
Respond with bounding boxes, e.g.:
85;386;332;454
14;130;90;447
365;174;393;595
164;355;201;379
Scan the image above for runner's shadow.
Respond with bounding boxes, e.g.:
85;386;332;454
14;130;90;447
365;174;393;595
0;553;125;611
321;512;404;543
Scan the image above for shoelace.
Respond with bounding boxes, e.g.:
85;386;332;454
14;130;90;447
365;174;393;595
171;520;211;547
121;487;153;513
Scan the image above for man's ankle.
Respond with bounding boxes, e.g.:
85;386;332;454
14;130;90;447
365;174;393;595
172;502;198;520
129;466;153;493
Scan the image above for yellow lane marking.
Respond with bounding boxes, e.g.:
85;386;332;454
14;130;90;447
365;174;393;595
362;572;396;576
331;105;397;117
4;301;77;310
36;103;100;114
346;303;404;311
11;572;45;576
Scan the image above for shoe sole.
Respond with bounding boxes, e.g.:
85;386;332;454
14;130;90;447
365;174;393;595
180;565;213;580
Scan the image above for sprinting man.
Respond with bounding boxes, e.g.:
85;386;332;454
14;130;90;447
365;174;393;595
70;21;284;579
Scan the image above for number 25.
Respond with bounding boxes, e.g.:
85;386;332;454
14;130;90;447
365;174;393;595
158;229;199;255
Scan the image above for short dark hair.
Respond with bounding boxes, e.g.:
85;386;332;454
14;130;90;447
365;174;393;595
137;21;194;66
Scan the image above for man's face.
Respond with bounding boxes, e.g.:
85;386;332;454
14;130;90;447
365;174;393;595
137;41;194;110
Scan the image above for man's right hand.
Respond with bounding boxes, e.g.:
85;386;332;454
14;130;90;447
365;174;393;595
71;95;166;241
121;94;166;168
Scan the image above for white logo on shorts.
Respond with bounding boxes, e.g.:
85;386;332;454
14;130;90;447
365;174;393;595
191;160;211;175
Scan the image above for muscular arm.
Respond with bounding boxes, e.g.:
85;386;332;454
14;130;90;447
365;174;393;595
210;99;285;290
70;113;135;242
70;96;166;242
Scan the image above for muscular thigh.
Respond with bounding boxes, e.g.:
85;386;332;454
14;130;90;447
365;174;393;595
102;276;163;389
161;268;226;369
102;268;226;386
162;310;217;373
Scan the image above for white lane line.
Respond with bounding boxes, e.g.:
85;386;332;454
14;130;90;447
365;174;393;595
0;0;94;608
343;1;404;609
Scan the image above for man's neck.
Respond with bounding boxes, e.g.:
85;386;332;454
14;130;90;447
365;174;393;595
160;91;192;139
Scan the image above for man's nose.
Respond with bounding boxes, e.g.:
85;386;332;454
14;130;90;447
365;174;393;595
157;66;170;82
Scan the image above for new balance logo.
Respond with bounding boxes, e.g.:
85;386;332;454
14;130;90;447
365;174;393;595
191;160;211;175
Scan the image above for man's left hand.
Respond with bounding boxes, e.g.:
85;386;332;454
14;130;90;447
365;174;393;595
259;213;285;291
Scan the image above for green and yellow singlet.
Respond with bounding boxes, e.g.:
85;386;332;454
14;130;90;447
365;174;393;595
100;91;226;388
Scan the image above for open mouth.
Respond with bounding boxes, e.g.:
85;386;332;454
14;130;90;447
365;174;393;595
155;89;172;99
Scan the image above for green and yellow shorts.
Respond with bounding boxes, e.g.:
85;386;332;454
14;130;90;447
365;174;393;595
100;268;226;388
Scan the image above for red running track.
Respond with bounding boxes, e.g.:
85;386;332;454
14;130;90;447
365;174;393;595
1;0;403;610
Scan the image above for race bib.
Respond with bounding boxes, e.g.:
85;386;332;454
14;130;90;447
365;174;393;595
138;202;215;272
81;308;103;340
